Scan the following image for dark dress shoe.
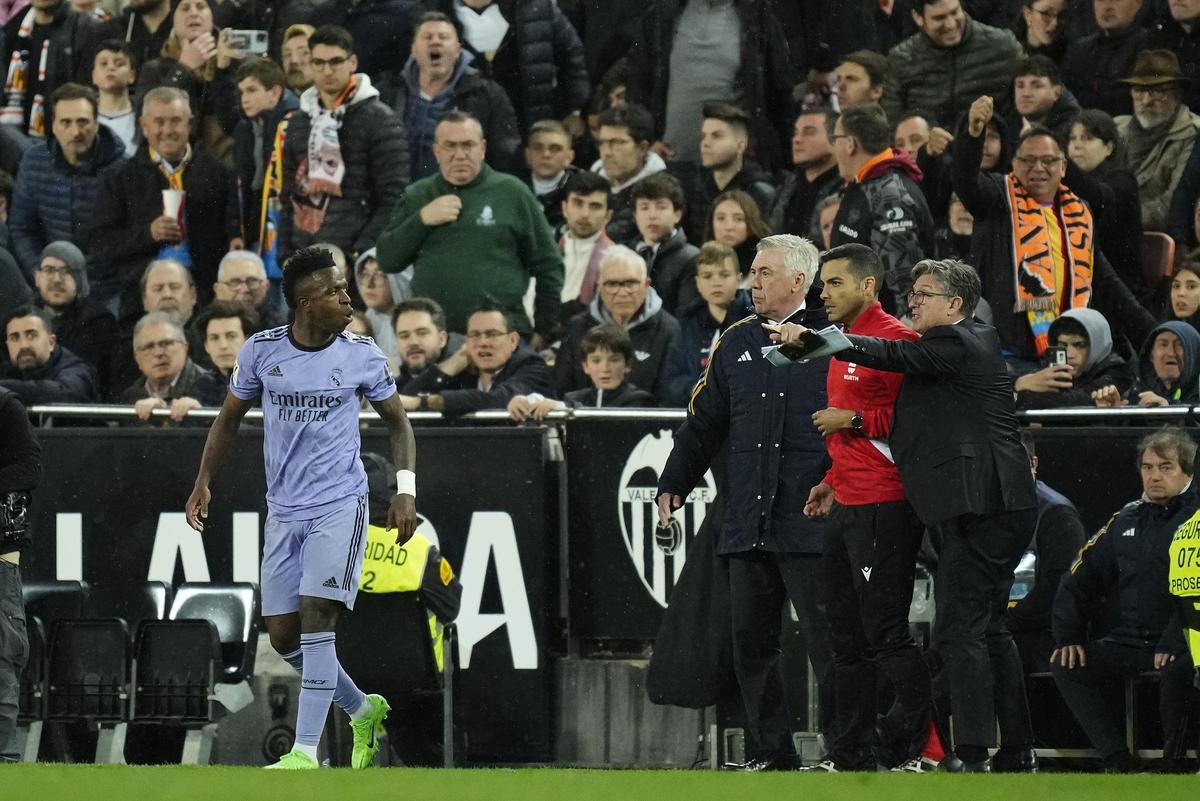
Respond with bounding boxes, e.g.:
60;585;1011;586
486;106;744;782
938;753;991;773
722;755;801;772
992;747;1038;773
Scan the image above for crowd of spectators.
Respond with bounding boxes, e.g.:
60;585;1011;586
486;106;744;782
0;0;1199;772
3;0;1199;426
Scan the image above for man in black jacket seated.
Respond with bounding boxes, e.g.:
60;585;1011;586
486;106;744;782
399;305;553;414
658;234;834;772
1;305;98;404
1052;428;1199;773
768;257;1037;772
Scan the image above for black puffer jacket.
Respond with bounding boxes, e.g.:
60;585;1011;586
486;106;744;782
625;0;795;172
882;15;1024;128
645;227;699;315
0;345;99;404
428;0;590;128
280;75;410;262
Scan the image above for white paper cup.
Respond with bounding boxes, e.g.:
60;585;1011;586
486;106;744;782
162;189;185;220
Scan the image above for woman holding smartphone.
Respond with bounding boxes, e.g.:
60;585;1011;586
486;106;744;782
136;0;245;159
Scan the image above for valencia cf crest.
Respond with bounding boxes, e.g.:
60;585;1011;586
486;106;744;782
617;430;716;608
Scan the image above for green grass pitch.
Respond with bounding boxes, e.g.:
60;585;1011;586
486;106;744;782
2;765;1195;801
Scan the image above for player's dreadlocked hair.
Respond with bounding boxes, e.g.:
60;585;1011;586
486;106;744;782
281;246;337;308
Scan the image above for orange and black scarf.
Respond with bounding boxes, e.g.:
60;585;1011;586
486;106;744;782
1004;173;1094;353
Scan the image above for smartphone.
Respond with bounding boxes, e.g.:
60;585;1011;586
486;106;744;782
1046;346;1067;367
227;29;269;56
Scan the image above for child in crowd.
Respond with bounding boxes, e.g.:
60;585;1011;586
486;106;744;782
233;57;299;255
630;172;698;314
507;323;654;421
666;241;752;406
91;40;137;155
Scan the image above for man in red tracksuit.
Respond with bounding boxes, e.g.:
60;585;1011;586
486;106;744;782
800;243;932;772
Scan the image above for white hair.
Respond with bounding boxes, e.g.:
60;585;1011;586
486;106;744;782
141;86;190;116
218;250;267;282
757;234;819;287
598;244;647;280
133;310;185;344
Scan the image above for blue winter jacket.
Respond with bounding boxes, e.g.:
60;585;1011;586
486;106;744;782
10;124;126;280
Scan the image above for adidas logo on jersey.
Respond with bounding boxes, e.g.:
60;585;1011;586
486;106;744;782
322;577;340;589
737;350;752;362
267;365;283;377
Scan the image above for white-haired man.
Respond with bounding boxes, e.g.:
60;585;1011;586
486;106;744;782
655;234;835;771
553;244;680;403
213;250;288;328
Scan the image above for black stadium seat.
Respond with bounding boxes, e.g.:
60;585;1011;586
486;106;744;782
132;620;221;725
83;581;171;633
22;580;89;629
169;582;259;684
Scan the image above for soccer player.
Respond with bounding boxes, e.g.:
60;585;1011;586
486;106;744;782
184;246;417;770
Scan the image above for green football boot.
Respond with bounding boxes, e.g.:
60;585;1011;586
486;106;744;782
349;693;391;769
265;749;319;769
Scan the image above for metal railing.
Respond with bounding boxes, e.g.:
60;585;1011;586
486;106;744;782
25;403;1196;426
25;404;692;426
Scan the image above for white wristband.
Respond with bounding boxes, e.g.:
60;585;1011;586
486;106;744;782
396;469;416;499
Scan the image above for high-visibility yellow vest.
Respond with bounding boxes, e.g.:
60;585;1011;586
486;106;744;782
358;527;461;672
1167;509;1200;665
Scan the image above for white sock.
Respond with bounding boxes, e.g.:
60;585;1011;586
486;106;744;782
292;742;319;761
349;697;372;720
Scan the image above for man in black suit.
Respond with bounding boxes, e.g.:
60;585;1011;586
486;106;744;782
768;257;1037;772
657;234;834;771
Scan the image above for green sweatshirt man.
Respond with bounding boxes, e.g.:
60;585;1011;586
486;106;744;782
376;164;564;336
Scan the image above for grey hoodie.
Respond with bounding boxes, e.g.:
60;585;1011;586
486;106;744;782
1049;308;1113;375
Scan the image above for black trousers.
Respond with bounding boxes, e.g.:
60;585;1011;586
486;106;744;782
1052;638;1195;759
728;550;834;759
0;561;26;762
822;500;930;768
930;509;1035;750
